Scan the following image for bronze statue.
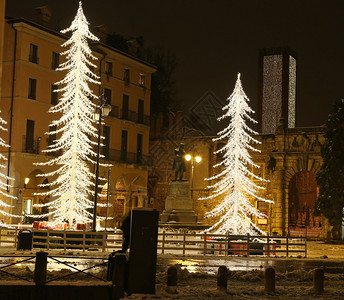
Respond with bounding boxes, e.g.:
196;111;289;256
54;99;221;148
172;143;186;181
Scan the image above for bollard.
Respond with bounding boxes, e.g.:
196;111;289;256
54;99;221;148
217;266;228;291
264;267;275;292
106;252;116;281
112;253;127;300
313;268;324;293
34;251;48;286
166;266;178;294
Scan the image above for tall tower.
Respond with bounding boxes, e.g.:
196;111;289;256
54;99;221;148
0;0;6;97
257;47;297;133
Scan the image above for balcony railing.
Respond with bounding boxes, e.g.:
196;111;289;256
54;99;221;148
103;149;152;166
22;136;40;154
121;109;150;125
22;137;151;166
45;138;62;156
108;105;149;125
109;105;119;118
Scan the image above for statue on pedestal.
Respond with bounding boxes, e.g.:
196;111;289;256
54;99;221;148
172;143;186;181
160;142;201;226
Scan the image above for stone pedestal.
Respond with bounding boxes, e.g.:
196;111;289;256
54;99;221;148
160;181;198;224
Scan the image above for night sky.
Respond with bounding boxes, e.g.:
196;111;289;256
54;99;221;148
6;0;344;127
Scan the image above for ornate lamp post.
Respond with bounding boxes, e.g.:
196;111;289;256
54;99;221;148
92;93;111;231
185;153;202;198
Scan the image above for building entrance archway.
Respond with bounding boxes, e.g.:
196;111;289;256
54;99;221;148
288;170;321;237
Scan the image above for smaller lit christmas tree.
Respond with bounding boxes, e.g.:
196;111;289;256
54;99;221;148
200;73;272;235
0;111;20;226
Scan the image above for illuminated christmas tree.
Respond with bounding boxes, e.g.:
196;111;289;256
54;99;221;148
35;2;103;227
200;73;272;235
0;112;19;226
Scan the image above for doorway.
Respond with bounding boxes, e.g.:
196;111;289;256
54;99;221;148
288;170;321;237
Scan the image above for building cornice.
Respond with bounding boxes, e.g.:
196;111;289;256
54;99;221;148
6;17;157;72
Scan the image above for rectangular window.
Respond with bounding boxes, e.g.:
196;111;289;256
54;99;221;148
138;74;145;87
48;125;56;147
28;78;37;100
105;61;112;76
104;88;112;105
122;94;129;120
26;119;35;152
51;52;60;69
121;130;128;161
29;44;38;63
102;126;110;158
124;68;130;85
51;84;58;105
138;99;144;124
136;133;143;164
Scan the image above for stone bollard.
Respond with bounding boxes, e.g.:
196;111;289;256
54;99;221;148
166;266;178;294
313;268;324;293
34;251;48;286
112;253;127;300
264;267;275;292
217;266;228;291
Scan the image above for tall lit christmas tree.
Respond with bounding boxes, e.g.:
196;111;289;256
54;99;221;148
200;73;272;235
35;2;102;227
0;111;19;226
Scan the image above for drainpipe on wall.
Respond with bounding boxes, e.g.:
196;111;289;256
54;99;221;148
91;49;106;176
282;119;287;236
7;23;17;192
98;51;106;95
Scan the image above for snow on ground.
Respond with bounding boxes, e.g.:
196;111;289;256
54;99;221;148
306;241;344;259
142;257;344;300
0;241;343;299
127;272;344;300
128;267;344;300
1;259;343;299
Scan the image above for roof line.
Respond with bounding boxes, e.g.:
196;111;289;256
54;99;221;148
6;17;157;70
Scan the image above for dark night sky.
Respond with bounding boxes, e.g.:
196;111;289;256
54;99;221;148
6;0;344;127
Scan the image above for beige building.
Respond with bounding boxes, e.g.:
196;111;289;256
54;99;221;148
0;6;156;227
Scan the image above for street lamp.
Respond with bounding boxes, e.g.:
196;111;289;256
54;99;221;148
92;93;111;231
24;177;30;189
185;153;202;198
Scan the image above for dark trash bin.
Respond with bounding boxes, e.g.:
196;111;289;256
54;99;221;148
127;208;159;295
17;229;33;250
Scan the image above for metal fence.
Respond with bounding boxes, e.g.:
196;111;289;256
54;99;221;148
158;231;307;257
0;254;108;283
31;229;123;252
1;228;306;257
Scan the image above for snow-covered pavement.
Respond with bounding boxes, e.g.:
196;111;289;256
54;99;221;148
0;241;343;299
